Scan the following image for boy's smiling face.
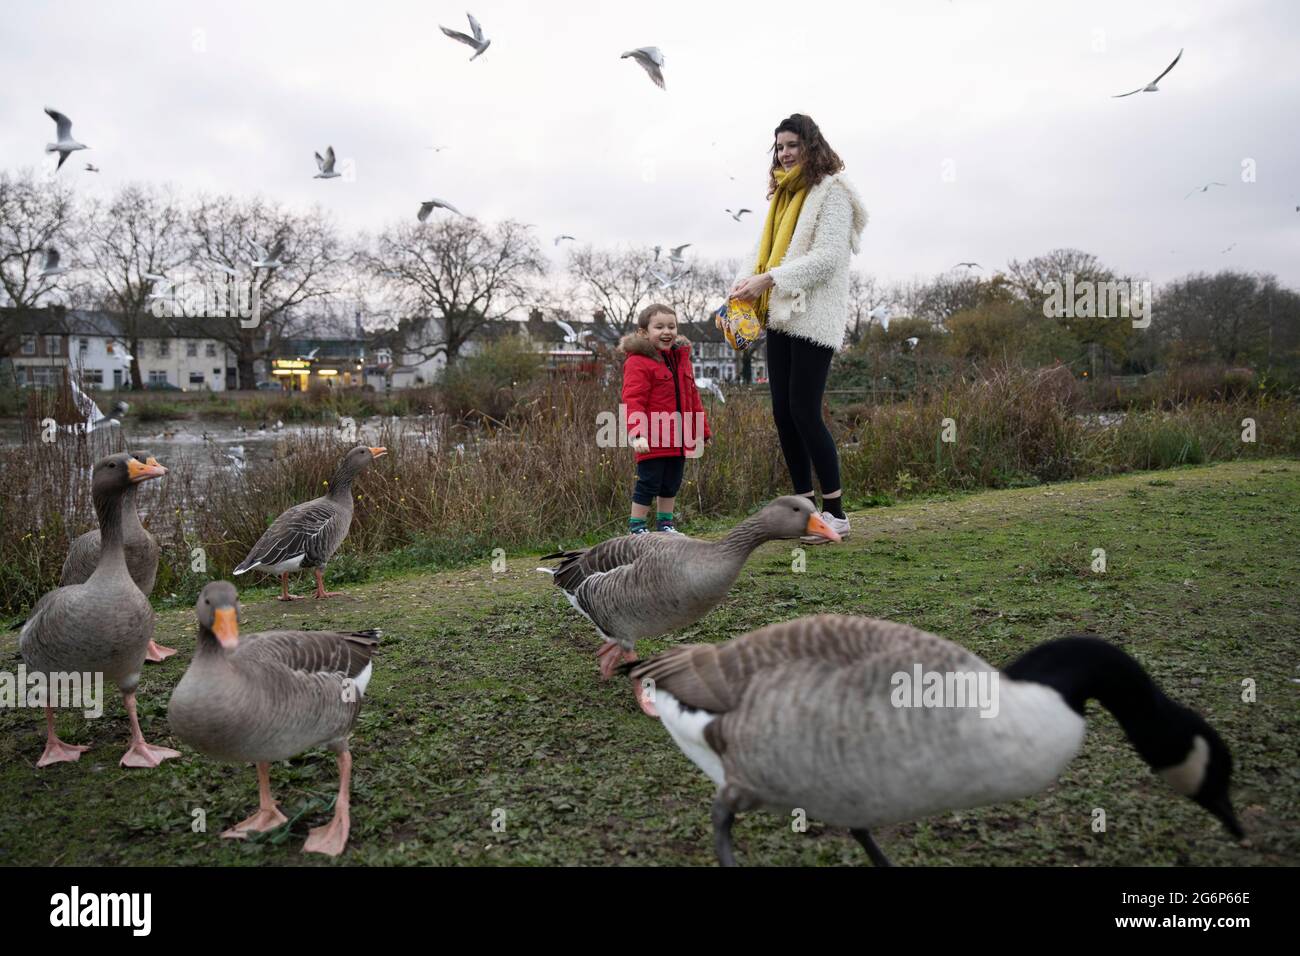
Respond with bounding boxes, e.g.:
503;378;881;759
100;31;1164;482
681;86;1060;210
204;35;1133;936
642;310;678;350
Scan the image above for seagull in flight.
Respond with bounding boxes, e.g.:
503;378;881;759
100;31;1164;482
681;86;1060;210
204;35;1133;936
669;243;692;264
209;261;239;277
44;107;89;171
554;234;577;246
695;376;726;404
314;146;340;179
621;47;665;90
726;208;752;221
440;13;490;60
247;238;285;270
952;261;982;270
40;247;68;277
1113;48;1183;98
84;163;100;173
649;268;690;290
1184;181;1226;198
553;319;581;345
418;198;464;221
1221;242;1237;254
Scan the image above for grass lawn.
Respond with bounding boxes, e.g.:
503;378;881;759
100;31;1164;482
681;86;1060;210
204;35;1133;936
2;458;1297;866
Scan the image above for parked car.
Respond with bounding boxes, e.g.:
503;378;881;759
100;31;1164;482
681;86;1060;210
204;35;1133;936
143;381;182;391
256;381;283;391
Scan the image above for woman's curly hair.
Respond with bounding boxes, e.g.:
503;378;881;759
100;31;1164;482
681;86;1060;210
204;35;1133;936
766;113;845;197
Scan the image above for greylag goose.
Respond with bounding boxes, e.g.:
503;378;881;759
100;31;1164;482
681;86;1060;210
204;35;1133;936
540;496;839;687
60;451;175;662
168;581;380;857
233;445;386;600
628;614;1243;866
20;452;180;768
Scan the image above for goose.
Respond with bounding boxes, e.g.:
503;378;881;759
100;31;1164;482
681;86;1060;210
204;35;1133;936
20;452;179;768
540;497;840;690
60;452;176;663
233;445;386;600
168;581;379;856
628;614;1243;866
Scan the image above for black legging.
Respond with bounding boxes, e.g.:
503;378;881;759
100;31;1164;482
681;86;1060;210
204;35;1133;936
766;328;841;494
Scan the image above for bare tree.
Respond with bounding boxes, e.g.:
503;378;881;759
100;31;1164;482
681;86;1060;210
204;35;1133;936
1157;271;1297;365
364;217;545;367
0;168;78;352
83;183;187;388
566;244;663;344
187;194;345;388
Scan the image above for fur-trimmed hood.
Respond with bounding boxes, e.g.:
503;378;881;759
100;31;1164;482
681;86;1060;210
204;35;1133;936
618;333;692;362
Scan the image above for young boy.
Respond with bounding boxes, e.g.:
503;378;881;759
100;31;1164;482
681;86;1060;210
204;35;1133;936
618;304;712;533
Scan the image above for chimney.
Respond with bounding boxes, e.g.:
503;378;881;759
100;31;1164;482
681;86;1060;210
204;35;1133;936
593;309;606;327
528;308;545;337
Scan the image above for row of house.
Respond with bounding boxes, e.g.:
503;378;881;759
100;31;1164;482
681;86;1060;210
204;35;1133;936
0;306;766;392
1;309;241;391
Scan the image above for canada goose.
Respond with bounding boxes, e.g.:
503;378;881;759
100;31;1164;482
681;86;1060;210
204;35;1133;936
20;452;179;768
628;614;1242;866
540;497;840;688
233;445;386;600
168;581;379;856
60;452;176;662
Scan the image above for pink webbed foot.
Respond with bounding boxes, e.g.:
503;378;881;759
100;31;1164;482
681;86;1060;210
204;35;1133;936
222;806;288;839
303;810;350;857
277;592;305;602
596;641;628;680
313;590;344;599
145;640;177;663
120;740;181;769
37;738;90;768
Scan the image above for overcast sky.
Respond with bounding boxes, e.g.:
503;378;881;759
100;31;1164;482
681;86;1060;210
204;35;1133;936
3;0;1297;292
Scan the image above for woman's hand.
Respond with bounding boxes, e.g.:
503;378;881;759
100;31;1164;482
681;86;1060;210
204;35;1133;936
731;272;774;302
631;435;650;454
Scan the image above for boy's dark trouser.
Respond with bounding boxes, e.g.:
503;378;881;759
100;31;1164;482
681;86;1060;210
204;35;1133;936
633;456;686;506
766;328;841;494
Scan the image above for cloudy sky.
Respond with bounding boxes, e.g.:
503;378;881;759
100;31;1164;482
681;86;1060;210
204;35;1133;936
3;0;1297;290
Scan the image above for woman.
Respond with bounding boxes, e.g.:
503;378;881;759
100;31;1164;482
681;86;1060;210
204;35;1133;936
729;113;867;540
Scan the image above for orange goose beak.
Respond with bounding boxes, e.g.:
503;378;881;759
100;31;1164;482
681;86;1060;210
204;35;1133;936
369;446;388;459
805;513;842;542
212;607;239;649
127;458;167;483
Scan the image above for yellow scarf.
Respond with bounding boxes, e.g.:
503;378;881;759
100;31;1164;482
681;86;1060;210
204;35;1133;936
751;164;808;320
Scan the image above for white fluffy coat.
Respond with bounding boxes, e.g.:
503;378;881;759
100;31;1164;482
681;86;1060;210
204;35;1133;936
734;171;869;351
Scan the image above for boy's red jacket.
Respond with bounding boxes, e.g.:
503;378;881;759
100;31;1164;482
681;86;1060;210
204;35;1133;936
619;333;712;462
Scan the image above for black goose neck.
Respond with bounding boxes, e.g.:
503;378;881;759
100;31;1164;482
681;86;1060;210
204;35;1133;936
1004;635;1187;768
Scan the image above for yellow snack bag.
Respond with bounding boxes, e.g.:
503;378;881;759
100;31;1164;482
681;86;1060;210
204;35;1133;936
715;297;766;352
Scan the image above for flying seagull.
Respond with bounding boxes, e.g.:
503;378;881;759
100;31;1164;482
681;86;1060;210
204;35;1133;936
40;247;68;277
669;243;692;263
554;234;577;246
726;208;752;221
209;261;238;277
1113;48;1183;98
314;146;340;179
695;376;725;404
1184;181;1226;198
417;198;464;221
247;238;285;270
649;268;690;290
440;13;490;60
44;107;89;171
1221;242;1237;254
621;47;665;90
553;319;581;345
952;261;982;270
84;163;100;173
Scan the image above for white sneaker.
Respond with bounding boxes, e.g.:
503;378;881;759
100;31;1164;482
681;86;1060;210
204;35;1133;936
802;511;849;543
